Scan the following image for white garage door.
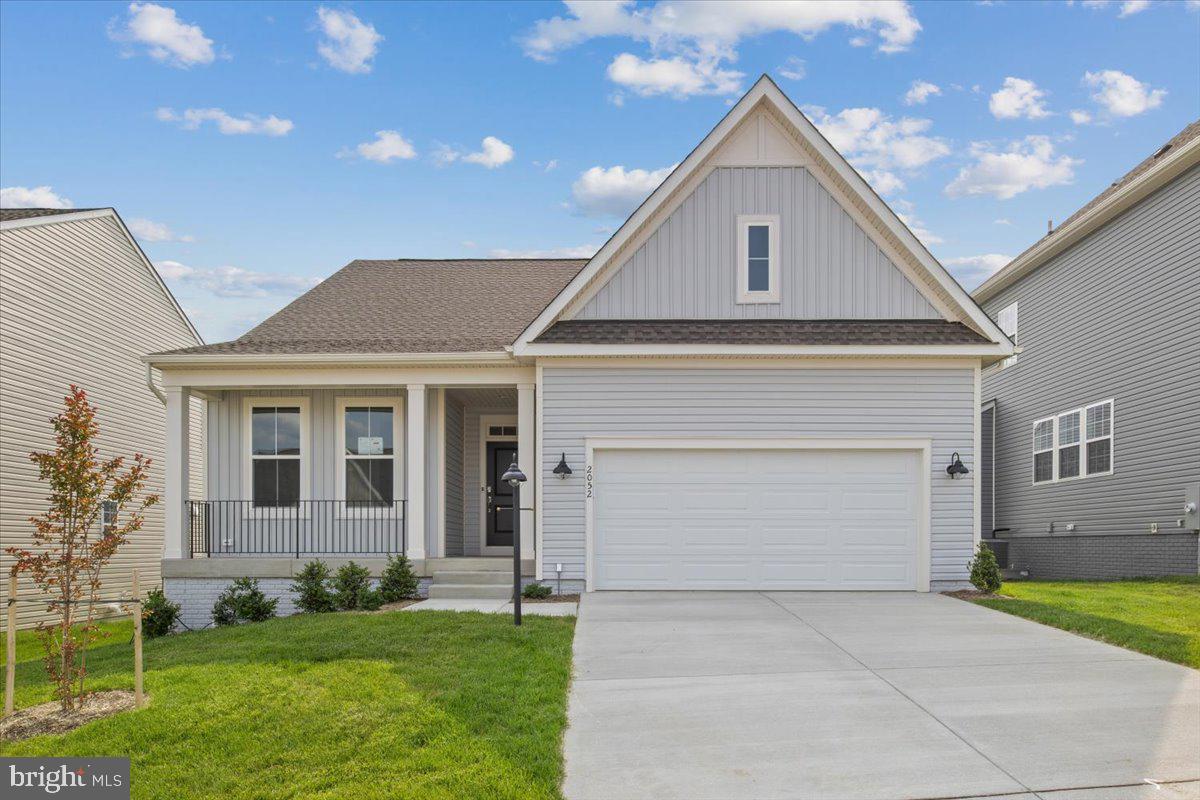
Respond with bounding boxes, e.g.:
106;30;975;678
592;448;920;590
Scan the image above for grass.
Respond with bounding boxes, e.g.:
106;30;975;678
2;610;577;800
974;576;1200;668
3;618;133;666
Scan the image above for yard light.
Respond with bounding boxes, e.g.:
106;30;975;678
946;452;969;479
553;452;573;479
501;461;527;626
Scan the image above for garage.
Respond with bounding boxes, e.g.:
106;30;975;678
590;446;924;590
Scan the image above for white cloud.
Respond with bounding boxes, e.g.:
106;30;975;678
989;77;1050;120
156;107;294;136
1118;0;1151;16
942;254;1012;288
435;136;515;169
804;106;951;173
891;199;942;246
156;260;320;298
904;80;941;105
315;6;382;74
571;163;677;217
127;217;194;242
1083;69;1166;117
0;186;73;209
994;218;1012;225
1069;109;1093;125
534;159;559;172
488;244;599;259
862;170;905;196
338;130;416;163
109;2;215;68
945;136;1081;200
778;56;806;81
606;53;742;98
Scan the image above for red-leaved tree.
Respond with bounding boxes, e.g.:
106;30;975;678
6;386;158;710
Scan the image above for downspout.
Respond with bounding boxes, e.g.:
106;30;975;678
146;365;167;405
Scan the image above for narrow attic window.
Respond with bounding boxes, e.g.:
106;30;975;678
736;214;780;304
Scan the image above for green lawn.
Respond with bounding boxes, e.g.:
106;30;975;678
2;610;576;800
974;576;1200;668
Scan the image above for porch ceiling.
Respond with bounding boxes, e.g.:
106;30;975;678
445;387;517;408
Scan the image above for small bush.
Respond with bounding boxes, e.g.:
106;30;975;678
141;587;181;637
356;587;385;612
213;578;279;626
291;560;335;613
968;544;1003;594
333;561;372;611
378;554;420;602
522;582;552;599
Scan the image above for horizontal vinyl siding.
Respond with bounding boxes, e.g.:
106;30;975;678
540;366;976;585
0;216;203;627
576;166;940;320
982;164;1200;542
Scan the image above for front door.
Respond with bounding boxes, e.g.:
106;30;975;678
486;442;518;549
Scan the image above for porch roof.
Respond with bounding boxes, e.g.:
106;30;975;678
533;319;992;346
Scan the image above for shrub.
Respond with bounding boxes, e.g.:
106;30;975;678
522;582;552;599
142;587;181;637
378;554;420;602
968;544;1003;594
291;560;335;613
356;587;385;612
333;561;372;611
213;578;279;626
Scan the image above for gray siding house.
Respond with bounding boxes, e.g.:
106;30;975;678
975;121;1200;579
145;77;1014;626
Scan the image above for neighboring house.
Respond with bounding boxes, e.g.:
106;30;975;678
0;207;205;627
145;76;1013;626
975;121;1200;579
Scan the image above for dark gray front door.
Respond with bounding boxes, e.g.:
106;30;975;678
486;442;518;548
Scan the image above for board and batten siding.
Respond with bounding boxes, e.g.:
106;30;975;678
0;215;203;627
443;395;465;557
575;166;940;320
981;164;1200;540
540;366;977;587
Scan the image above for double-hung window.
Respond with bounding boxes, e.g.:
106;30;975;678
736;214;780;304
338;399;401;508
1032;399;1114;485
246;400;307;508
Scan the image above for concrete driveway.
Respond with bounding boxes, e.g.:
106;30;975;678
563;592;1199;800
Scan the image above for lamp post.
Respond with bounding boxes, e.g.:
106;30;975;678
501;460;527;626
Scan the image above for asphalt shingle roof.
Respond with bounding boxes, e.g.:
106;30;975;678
0;207;101;221
533;319;990;346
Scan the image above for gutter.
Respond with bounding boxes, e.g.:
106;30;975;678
146;364;167;406
142;349;519;369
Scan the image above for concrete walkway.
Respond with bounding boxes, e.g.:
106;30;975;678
564;592;1199;800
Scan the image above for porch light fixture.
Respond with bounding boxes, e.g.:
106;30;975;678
501;461;527;626
553;453;573;479
946;452;969;479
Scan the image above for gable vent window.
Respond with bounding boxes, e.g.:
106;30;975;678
1032;399;1114;485
736;214;780;304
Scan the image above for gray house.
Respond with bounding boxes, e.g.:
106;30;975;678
975;121;1200;579
145;76;1014;626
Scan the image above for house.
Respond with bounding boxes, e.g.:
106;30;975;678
145;76;1013;626
0;207;205;628
975;121;1200;579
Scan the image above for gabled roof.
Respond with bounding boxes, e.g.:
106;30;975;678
974;119;1200;303
513;74;1012;357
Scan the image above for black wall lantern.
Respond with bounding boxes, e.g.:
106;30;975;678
553;453;573;479
946;452;969;479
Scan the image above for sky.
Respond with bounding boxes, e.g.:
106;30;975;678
2;1;1197;342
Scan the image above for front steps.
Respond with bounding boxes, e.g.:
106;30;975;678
427;558;522;600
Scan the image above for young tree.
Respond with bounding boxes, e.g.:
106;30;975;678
6;386;158;711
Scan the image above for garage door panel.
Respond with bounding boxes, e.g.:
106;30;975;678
760;489;832;511
843;489;913;513
842;524;916;549
601;525;672;550
841;559;914;585
760;524;832;549
760;560;835;586
681;524;751;549
682;490;751;511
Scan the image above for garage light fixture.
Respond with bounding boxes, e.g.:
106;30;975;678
946;452;969;479
553;453;573;479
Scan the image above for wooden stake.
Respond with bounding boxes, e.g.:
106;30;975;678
132;569;144;709
5;573;16;717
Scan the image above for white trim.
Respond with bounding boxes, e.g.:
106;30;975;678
241;396;311;515
145;351;515;368
1031;398;1115;486
405;385;427;560
334;397;404;515
536;356;983;369
582;436;933;593
535;364;545;580
436;389;447;559
736;214;781;304
517;383;536;563
157;365;537;389
478;414;518;556
520;343;1011;358
973;362;982;548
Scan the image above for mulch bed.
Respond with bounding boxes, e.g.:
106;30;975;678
522;594;581;604
1;690;141;743
943;589;1011;601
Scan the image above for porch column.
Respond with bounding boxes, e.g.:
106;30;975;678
517;383;535;563
406;384;426;561
163;386;190;560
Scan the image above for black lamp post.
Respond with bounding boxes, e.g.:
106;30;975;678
501;460;527;626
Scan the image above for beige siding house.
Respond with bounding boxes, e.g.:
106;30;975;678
1;207;204;628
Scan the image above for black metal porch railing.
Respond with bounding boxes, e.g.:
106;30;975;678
187;500;407;557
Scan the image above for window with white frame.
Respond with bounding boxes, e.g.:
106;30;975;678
100;500;118;531
340;401;400;507
736;214;780;304
997;302;1018;368
249;404;304;507
1032;399;1114;485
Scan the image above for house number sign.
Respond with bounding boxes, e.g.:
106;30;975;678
586;464;593;498
357;436;384;455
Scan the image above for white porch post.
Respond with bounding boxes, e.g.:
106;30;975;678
517;383;535;564
163;386;190;559
406;384;426;561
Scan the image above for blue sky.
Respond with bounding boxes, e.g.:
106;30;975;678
2;1;1197;342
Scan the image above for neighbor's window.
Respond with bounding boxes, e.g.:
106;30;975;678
1085;400;1113;475
100;500;118;531
736;214;780;304
342;403;398;507
1033;418;1055;484
1057;411;1081;480
250;404;303;507
1032;399;1114;485
997;302;1018;368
